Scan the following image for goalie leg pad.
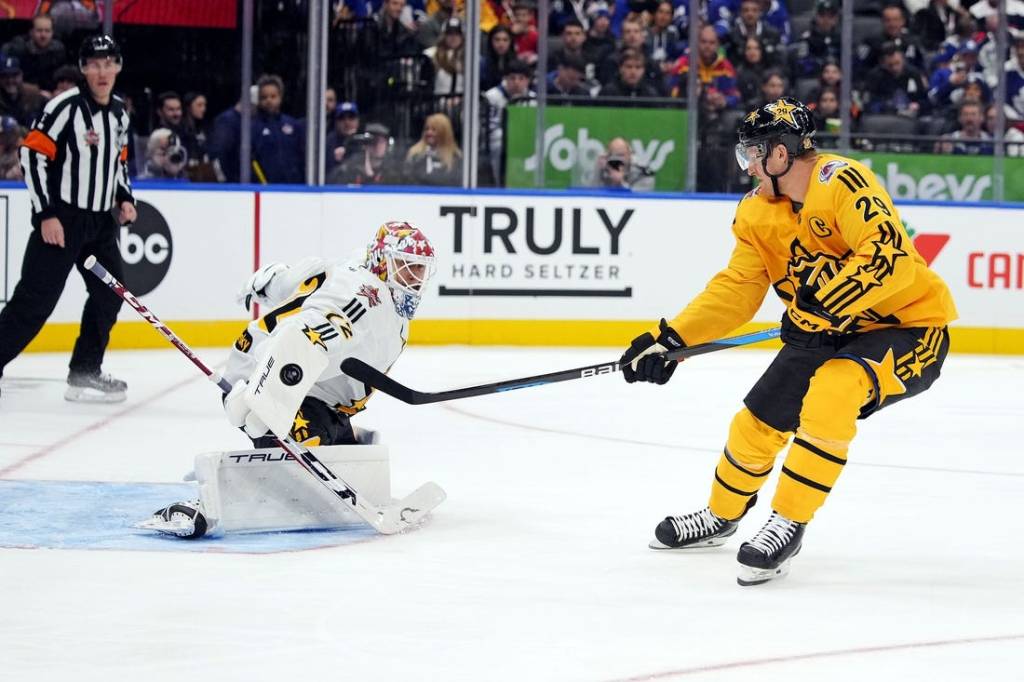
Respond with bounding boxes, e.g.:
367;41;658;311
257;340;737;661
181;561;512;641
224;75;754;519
192;444;392;534
244;318;331;437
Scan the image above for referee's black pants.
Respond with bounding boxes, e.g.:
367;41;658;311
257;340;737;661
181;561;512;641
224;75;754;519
0;204;125;376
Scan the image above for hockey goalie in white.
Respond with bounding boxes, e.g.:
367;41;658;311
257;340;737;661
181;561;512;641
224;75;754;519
139;221;438;539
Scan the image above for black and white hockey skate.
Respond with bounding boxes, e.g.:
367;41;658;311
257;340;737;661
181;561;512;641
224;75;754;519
64;370;127;403
136;500;209;539
736;511;806;586
649;494;757;550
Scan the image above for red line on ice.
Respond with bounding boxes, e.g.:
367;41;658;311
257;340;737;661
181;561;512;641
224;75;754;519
0;372;203;478
604;633;1024;681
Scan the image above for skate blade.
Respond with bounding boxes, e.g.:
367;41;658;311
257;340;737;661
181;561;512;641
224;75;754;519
135;516;196;537
737;558;792;586
648;536;732;550
64;386;126;403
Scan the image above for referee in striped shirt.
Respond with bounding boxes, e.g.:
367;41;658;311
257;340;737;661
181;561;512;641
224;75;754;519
0;35;137;403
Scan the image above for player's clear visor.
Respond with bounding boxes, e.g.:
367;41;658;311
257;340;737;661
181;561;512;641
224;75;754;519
79;55;123;73
735;142;769;171
385;250;436;319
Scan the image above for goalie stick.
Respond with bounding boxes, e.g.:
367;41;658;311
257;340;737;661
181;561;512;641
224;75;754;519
341;326;782;405
83;255;444;535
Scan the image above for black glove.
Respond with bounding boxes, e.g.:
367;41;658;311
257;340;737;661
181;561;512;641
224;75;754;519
781;285;846;348
619;318;686;385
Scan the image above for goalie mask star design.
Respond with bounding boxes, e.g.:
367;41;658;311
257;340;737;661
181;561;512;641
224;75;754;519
366;221;437;319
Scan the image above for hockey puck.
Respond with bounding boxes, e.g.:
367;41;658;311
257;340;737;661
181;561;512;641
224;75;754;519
280;363;303;386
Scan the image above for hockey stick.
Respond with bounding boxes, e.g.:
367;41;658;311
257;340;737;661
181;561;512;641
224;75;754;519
83;255;444;535
341;326;782;405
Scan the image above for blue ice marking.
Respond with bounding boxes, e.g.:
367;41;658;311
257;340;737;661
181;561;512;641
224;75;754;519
0;480;377;553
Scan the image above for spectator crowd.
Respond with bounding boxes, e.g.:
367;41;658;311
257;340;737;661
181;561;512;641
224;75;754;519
2;0;1023;190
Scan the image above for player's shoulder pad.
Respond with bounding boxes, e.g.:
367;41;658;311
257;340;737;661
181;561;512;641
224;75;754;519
322;260;375;296
735;184;761;212
733;184;768;226
45;86;80;111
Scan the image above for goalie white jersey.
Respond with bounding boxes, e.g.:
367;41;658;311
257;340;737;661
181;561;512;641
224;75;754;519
224;256;408;415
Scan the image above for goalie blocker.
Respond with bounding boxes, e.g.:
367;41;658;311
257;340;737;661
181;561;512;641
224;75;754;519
224;316;330;440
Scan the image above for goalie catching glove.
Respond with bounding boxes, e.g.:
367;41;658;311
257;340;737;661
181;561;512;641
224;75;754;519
237;262;289;313
620;318;686;385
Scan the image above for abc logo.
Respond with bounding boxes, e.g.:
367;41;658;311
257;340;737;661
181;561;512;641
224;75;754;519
118;200;172;296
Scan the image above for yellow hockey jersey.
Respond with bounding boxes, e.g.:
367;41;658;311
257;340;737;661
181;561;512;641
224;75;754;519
666;154;957;345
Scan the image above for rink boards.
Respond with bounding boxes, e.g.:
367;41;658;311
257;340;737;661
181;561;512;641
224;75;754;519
1;183;1021;354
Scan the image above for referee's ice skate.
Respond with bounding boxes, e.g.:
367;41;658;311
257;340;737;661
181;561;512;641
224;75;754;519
64;370;127;403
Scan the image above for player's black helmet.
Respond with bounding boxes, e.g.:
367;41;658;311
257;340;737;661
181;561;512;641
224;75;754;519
79;35;122;69
735;97;816;170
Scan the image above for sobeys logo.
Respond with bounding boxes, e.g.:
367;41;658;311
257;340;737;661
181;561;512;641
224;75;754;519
524;124;676;173
858;158;991;201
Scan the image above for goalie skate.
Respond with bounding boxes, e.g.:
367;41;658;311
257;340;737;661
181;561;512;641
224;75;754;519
136;500;210;540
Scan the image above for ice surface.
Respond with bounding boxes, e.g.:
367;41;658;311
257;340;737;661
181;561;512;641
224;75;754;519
1;346;1023;681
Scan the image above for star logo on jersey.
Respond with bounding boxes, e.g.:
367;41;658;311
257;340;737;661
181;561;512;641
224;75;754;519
851;265;883;289
301;324;329;351
873;238;908;268
906;356;926;377
865;348;907;400
84;129;100;146
765;99;799;129
357;284;382;307
291;410;311;442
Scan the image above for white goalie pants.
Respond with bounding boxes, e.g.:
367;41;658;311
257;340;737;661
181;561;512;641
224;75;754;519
189;444;391;535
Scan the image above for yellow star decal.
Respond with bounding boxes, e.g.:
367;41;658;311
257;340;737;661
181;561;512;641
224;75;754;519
851;265;883;289
744;110;759;124
874;240;908;267
906;356;926;378
302;324;328;351
865;348;907;401
290;410;314;443
336;394;372;416
765;99;799;128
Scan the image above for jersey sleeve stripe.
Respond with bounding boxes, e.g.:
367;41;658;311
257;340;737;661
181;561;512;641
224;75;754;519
19;145;50;212
839;168;866;190
37;97;75;138
836;172;857;193
846;167;869;188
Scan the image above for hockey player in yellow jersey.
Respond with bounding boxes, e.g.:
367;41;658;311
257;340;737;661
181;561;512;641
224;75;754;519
619;97;956;586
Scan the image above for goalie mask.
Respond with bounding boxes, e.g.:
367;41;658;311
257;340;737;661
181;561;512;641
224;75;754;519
366;222;437;319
